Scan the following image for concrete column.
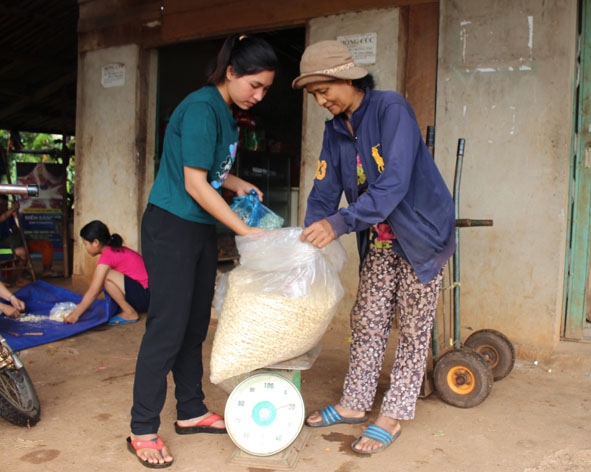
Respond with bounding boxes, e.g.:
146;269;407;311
74;44;156;279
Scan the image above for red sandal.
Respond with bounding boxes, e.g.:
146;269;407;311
126;436;173;469
174;412;227;435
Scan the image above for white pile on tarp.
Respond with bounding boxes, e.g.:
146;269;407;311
210;227;346;384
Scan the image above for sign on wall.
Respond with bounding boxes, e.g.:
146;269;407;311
337;33;377;65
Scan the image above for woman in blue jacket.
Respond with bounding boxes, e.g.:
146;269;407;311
293;40;456;455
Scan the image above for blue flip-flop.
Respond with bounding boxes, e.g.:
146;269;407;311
351;424;401;454
305;404;368;427
108;315;138;326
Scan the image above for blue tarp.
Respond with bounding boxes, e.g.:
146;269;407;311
0;280;118;351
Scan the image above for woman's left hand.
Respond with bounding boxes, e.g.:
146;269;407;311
64;308;81;324
9;295;25;312
223;174;263;200
301;219;336;248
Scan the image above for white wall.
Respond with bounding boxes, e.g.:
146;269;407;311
435;0;578;352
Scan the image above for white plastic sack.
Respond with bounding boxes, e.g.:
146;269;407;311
210;227;346;384
49;301;76;322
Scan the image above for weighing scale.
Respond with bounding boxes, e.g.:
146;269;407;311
223;347;320;469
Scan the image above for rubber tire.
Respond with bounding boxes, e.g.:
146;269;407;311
433;348;494;408
0;363;41;427
464;329;515;381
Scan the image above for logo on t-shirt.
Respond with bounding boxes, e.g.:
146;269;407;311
211;142;237;189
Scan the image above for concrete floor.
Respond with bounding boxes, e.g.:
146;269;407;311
2;274;591;472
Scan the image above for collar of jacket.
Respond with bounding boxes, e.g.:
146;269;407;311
331;88;372;136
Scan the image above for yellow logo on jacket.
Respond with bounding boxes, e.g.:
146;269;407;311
315;160;327;180
372;144;385;173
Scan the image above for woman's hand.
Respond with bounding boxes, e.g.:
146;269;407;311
9;294;25;312
301;219;336;248
223;174;263;200
0;302;21;318
184;167;263;235
64;307;82;324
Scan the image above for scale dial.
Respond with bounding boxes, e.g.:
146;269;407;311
224;372;305;456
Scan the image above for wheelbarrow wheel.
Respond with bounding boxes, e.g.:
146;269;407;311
433;348;493;408
464;329;515;381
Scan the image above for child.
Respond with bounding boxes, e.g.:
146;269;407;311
64;220;149;325
0;281;25;318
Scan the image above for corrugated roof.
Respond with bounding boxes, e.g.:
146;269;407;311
0;0;78;136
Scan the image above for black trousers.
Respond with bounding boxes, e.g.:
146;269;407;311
130;204;218;435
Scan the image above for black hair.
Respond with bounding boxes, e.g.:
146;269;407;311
80;220;123;250
352;73;375;91
207;33;278;85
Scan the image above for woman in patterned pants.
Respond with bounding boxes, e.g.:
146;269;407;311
292;40;456;454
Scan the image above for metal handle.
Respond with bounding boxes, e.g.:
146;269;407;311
456;138;465;158
455;218;494;227
0;184;39;196
426;126;435;147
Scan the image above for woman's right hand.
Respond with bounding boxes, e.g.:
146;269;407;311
301;219;336;248
0;303;21;318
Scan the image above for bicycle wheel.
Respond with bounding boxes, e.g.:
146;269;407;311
0;363;41;427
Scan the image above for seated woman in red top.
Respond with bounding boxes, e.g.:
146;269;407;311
64;220;150;325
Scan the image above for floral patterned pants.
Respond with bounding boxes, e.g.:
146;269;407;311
339;247;443;420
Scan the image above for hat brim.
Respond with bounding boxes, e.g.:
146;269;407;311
292;66;368;89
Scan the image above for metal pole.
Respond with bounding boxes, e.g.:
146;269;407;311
452;138;465;349
0;184;38;196
426;125;441;358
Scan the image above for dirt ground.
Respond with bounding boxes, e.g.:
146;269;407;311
2;275;591;472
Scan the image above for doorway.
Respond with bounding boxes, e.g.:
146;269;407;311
564;0;591;340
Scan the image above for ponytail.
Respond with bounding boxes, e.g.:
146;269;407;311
80;220;123;250
207;33;278;85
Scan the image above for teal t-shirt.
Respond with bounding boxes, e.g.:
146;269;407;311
148;86;238;223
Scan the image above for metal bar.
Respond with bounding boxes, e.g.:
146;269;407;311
455;218;494;227
426;124;440;357
0;183;39;196
452;138;465;349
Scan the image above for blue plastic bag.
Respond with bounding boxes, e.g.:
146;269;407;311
230;189;284;229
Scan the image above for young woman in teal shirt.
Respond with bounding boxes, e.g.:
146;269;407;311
128;34;277;468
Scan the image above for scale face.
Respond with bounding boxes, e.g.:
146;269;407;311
224;372;305;457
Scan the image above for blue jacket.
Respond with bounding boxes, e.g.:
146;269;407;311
304;89;456;284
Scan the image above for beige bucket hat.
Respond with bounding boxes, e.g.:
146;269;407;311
292;40;368;89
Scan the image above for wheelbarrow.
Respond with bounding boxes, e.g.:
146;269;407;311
424;133;515;408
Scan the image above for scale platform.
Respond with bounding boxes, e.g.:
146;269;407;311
224;346;321;469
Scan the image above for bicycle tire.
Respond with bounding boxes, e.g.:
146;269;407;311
0;364;40;427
